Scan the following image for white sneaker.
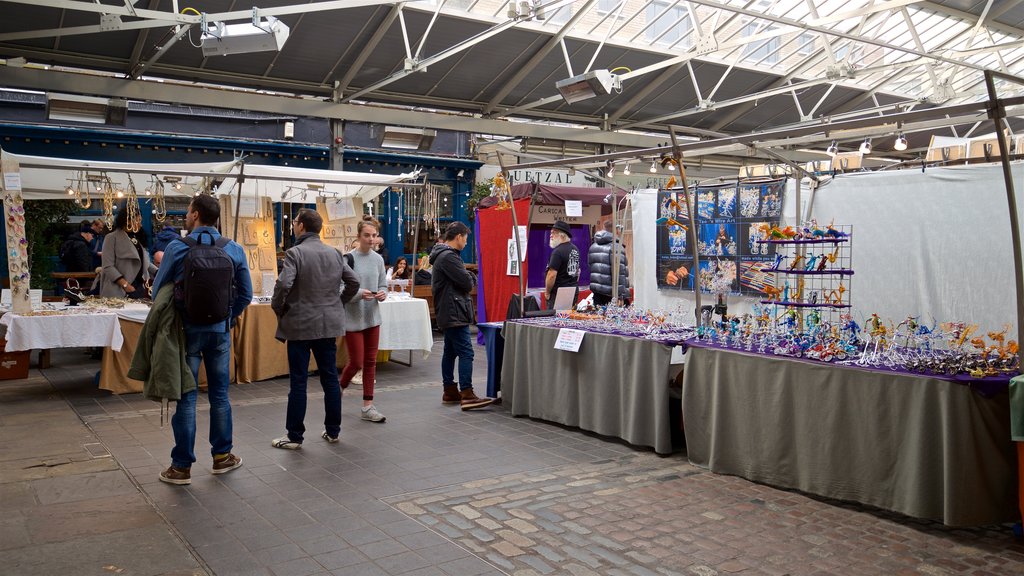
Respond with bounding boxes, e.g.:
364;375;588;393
271;436;302;450
361;405;386;423
352;370;363;385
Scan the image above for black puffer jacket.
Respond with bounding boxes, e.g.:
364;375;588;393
429;243;476;330
587;230;629;297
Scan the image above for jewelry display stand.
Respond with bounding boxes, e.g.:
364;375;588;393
758;225;853;327
1;153;30;315
316;196;362;254
220;195;276;297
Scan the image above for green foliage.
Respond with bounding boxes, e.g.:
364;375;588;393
464;181;493;221
24;200;79;290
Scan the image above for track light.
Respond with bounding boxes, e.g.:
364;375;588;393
649;160;657;173
859;138;872;155
623;163;631;176
66;186;74;195
893;132;908;151
607;164;615;177
826;140;838;156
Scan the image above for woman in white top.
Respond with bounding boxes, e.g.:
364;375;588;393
340;216;388;423
386;256;412;281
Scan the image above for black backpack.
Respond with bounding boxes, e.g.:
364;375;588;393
175;233;235;325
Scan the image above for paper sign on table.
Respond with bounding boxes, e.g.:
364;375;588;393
565;200;583;217
553;328;585;352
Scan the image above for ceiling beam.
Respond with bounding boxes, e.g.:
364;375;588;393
482;0;599;115
334;6;401;95
0;64;667;148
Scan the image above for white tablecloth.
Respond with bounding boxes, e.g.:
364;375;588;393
1;310;125;352
378;297;433;358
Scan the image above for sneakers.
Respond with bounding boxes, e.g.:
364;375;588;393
460;388;494;411
361;405;386;423
442;385;461;404
211;453;242;475
271;436;302;450
321;431;339;443
159;466;191;485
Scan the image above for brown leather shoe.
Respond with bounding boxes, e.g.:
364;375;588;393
460;387;494;411
442;385;461;404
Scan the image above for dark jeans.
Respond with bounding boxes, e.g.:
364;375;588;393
285;338;341;443
171;331;232;469
441;326;474;391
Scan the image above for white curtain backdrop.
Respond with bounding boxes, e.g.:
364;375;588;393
807;162;1023;332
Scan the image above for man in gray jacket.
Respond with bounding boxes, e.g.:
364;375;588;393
271;209;360;449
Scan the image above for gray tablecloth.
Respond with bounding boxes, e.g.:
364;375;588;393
502;321;676;454
682;345;1016;526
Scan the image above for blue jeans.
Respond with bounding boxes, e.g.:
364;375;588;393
285;338;341;443
171;331;233;469
441;326;474;391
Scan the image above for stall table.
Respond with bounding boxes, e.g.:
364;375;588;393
477;322;504;399
682;343;1016;527
1;309;124;352
501;320;681;455
378;297;433;364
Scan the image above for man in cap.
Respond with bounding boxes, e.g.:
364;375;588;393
545;220;580;309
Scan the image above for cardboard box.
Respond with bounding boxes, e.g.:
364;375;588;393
0;340;29;380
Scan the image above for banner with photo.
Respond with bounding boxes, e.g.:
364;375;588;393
655;179;784;296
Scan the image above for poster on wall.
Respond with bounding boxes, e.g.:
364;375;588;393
656;179;784;295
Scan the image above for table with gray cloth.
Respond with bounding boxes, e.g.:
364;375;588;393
682;344;1016;526
501;321;678;455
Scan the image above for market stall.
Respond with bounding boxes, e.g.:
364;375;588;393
475;183;620;323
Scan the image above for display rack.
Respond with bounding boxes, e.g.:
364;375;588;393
757;225;853;326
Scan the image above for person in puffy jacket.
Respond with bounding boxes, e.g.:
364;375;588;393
588;221;630;307
430;222;493;411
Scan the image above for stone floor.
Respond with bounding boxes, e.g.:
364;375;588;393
2;341;1024;576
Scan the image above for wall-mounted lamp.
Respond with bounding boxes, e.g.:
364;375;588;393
859;138;872;155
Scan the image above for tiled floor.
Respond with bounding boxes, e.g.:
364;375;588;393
4;341;1024;575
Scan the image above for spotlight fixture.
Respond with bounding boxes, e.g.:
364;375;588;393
116;190;124;198
555;69;620;104
164;176;183;191
607;163;615;177
826;140;838;156
623;163;631;176
649;160;657;173
893;132;908;151
66;185;74;196
859;138;872;155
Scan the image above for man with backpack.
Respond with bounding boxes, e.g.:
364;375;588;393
151;194;253;485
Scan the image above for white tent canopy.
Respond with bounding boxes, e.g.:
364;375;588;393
0;148;238;199
0;148;419;202
220;163;419;204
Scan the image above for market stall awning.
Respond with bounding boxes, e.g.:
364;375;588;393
0;148;238;199
219;163;420;204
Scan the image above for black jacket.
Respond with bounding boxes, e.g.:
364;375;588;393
429;243;475;330
587;230;629;296
61;233;94;272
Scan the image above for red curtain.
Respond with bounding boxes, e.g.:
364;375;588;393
477;199;531;323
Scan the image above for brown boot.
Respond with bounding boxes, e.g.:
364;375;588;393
460;387;494;411
442;385;461;404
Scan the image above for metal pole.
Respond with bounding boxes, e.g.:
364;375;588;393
670;128;702;324
984;70;1024;369
496;153;526;314
232;163;245;241
610;189;619;304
